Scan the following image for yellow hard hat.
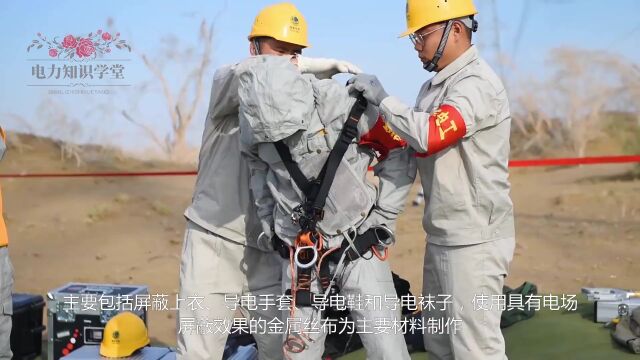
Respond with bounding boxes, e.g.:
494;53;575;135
401;0;478;37
99;312;150;358
248;2;310;48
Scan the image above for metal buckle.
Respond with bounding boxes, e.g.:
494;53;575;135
294;245;318;269
290;204;305;225
372;225;395;247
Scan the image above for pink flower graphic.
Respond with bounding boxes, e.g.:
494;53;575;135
28;30;130;59
76;38;95;58
62;35;77;49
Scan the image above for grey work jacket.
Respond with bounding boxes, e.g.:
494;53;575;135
380;46;515;246
184;65;263;248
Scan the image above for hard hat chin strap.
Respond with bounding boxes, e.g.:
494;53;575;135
253;39;262;55
423;20;454;72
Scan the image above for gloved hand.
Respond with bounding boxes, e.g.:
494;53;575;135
357;207;396;235
346;74;389;106
297;55;363;80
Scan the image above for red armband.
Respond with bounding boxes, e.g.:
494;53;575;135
415;104;467;158
359;116;407;160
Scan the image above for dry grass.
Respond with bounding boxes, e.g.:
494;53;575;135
510;48;640;158
85;203;115;223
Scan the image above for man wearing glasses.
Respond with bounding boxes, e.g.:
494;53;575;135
348;1;515;359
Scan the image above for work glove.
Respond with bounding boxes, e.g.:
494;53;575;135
297;55;363;80
357;207;396;235
346;74;389;106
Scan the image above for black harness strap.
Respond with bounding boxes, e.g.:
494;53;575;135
310;95;367;214
274;95;368;229
327;229;379;263
274;141;314;195
273;95;369;309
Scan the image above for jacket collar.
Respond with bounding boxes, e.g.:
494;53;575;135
431;45;479;86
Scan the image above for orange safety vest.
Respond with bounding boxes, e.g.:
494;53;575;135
0;187;7;247
0;127;8;247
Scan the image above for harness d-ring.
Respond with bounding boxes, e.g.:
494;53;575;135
373;225;396;247
284;334;307;353
372;225;394;261
294;245;318;269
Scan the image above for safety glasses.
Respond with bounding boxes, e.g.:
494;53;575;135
409;25;447;46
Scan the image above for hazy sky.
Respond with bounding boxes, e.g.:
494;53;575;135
1;0;638;152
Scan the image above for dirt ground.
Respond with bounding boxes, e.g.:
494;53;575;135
2;133;639;346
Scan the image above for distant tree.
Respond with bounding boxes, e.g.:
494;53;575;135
120;19;214;161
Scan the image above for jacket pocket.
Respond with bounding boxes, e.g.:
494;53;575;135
476;189;513;227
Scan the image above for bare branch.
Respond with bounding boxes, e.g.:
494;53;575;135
140;53;179;129
187;20;213;125
121;110;167;154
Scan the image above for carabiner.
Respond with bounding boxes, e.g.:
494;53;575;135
372;225;395;247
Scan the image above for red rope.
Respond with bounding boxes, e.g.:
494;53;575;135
0;170;197;178
0;155;638;178
508;155;640;168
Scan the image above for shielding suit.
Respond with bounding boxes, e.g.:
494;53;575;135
237;56;416;360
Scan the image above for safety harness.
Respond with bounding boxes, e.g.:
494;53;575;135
272;95;393;309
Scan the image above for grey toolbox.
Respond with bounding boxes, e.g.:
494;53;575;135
47;283;148;360
582;287;640;323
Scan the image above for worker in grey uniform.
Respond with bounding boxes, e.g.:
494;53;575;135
237;55;416;360
0;126;12;360
177;3;363;360
348;0;515;359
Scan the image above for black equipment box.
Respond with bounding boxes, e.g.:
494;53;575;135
10;293;46;360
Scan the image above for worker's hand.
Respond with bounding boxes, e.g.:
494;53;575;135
357;207;395;235
346;74;389;106
297;55;363;80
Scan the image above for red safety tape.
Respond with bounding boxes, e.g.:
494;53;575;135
0;155;638;178
508;155;640;168
0;170;197;178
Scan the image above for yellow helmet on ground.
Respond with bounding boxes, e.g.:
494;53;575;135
401;0;478;37
248;2;310;47
99;312;150;358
